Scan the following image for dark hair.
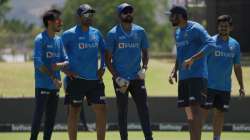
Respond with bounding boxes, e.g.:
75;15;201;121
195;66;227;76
217;15;233;26
169;5;188;20
42;9;61;28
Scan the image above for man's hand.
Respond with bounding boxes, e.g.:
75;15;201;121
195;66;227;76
52;78;62;89
64;70;77;80
115;77;129;87
52;62;68;71
169;71;177;84
97;68;105;80
183;58;194;70
239;88;245;97
137;68;146;80
115;77;129;93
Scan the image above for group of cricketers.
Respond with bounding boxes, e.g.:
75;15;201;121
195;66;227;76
30;2;245;140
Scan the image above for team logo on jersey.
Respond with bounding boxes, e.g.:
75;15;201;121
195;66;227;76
46;52;53;58
229;46;234;51
90;35;96;41
46;51;59;58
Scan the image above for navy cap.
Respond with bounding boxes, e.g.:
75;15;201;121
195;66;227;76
77;4;95;16
117;3;133;14
165;5;187;16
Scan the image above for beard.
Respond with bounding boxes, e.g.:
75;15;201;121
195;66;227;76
171;22;178;27
219;31;229;37
81;18;92;26
121;15;133;23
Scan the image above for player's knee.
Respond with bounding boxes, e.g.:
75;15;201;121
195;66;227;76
92;104;106;115
68;105;81;116
214;109;224;117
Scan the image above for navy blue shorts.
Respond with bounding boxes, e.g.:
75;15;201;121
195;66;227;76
201;88;231;112
66;77;106;106
178;78;207;107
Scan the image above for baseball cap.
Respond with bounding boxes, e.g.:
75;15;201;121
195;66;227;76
165;5;187;16
77;4;95;16
117;3;133;14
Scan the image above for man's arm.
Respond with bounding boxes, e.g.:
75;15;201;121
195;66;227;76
33;38;61;88
141;48;149;69
97;32;106;80
234;64;245;97
183;27;216;69
52;42;69;71
104;50;117;78
169;58;178;84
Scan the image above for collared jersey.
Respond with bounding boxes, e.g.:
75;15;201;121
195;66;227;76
208;35;241;92
33;31;68;89
62;25;106;80
175;21;216;80
106;24;149;80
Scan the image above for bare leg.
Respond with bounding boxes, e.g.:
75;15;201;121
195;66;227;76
67;105;81;140
92;104;106;140
213;109;224;140
186;104;203;140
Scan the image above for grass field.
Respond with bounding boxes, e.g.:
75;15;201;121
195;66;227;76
0;59;249;97
0;131;250;140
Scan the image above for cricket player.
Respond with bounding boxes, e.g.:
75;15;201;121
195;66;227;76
30;9;68;140
167;5;216;140
202;15;245;140
105;3;153;140
63;76;91;131
61;4;106;140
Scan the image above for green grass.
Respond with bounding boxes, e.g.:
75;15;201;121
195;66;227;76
0;59;249;97
0;131;250;140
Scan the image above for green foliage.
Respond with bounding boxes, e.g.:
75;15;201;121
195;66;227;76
62;0;174;52
2;19;34;32
0;0;11;22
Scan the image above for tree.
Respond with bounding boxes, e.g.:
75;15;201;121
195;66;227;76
0;0;11;22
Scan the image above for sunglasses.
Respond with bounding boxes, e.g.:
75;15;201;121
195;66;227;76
81;12;94;18
121;10;133;15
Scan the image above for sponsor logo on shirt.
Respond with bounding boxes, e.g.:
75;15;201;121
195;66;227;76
118;42;140;49
78;43;98;49
214;50;235;58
